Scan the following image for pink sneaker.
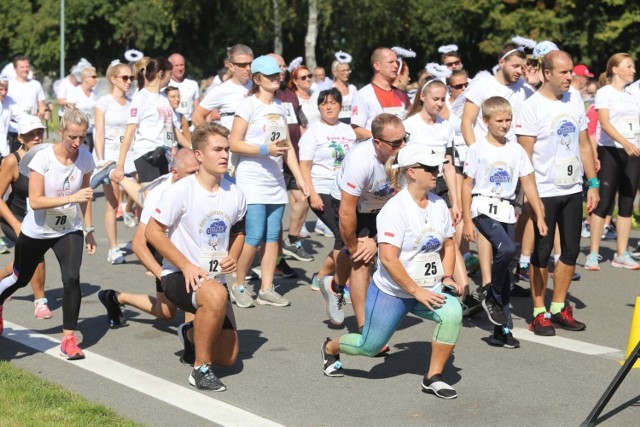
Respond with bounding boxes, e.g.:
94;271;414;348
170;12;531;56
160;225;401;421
34;298;52;319
60;334;85;360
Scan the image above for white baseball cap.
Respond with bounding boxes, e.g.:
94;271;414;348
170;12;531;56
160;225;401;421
392;144;448;169
18;115;45;135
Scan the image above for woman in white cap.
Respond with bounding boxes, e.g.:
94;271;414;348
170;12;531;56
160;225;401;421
229;55;309;308
320;144;463;399
0;108;96;359
0;115;50;319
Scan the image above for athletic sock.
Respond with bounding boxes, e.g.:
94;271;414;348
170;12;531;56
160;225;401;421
550;301;565;314
553;254;560;264
331;279;345;294
533;306;547;317
519;254;530;266
288;234;298;244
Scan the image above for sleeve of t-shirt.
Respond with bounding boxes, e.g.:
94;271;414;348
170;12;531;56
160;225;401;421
95;96;109;113
151;183;187;228
594;88;611;111
339;154;369;197
515;98;538;137
140;186;163;225
127;92;145;125
82;149;96;173
350;90;368;128
235;97;253;122
233;185;247;224
376;200;405;248
438;199;455;238
463;143;479;178
66;87;78;104
28;149;51;176
35;82;45;102
297;125;317;161
464;80;484;107
200;86;220;111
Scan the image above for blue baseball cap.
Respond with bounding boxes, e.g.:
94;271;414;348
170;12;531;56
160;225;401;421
251;55;281;75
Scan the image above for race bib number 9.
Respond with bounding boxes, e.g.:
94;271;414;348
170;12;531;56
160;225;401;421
554;156;582;186
199;250;228;279
412;252;444;288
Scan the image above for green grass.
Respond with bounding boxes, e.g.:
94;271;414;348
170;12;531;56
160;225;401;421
0;361;143;427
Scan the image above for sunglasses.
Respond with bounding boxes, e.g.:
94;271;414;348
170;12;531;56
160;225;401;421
445;60;461;68
87;75;97;79
377;133;410;149
414;164;441;174
298;74;313;81
232;62;252;68
450;82;468;90
117;75;135;82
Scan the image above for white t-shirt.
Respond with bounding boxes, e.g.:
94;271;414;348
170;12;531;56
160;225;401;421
334;83;358;122
626;80;640;106
311;78;334;93
21;145;95;239
95;94;135;169
299;94;321;126
7;79;45;133
374;189;455;297
140;174;173;225
169;78;199;121
516;91;588;198
298;121;356;194
56;77;77;117
0;97;26;156
330;140;395;212
234;96;289;204
200;79;251;130
464;137;534;223
595;85;640;148
351;84;409;132
445;96;467;167
67;86;97;132
128;88;174;158
465;76;534;142
403;113;454;156
152;175;246;276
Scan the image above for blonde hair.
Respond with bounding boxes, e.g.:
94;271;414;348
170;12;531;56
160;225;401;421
601;53;632;87
80;66;96;79
60;106;89;131
106;62;132;91
481;96;512;120
385;153;412;191
407;78;447;117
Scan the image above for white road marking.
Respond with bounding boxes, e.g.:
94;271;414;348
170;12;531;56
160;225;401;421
512;327;625;359
2;321;285;427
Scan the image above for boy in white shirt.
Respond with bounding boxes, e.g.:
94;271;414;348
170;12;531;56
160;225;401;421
462;97;547;348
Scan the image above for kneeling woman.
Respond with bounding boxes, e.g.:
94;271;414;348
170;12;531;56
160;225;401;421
320;144;463;399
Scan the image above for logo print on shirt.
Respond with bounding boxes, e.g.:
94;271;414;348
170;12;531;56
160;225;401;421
205;218;227;251
330;141;346;167
384;231;395;238
373;183;394;198
420;235;442;253
557;120;577;151
130;108;138;117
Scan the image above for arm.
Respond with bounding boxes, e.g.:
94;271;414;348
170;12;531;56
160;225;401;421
131;222;163;279
28;171;93;210
220;229;245;274
338;192;360;256
598;108;640;157
174;118;192;149
460;100;479;145
78;173;96;254
0;156;22;234
112;123;137;183
518;135;536;162
192;105;211;126
352;125;372;141
442;156;460;224
94;106;106;162
228;116;289;157
461;175;477;242
300;160;322;210
284;144;309;198
520;173;548;236
578;129;600;214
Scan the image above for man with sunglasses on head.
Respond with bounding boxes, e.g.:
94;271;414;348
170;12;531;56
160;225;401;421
169;53;200;127
192;45;254;129
320;113;405;341
351;48;411;141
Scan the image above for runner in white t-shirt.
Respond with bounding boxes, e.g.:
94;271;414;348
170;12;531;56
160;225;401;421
166;86;192;149
0;109;96;359
321;144;463;400
331;59;357;124
585;53;640;272
516;50;599;337
7;56;46;152
351;47;411;140
146;123;246;392
193;44;254;129
168;53;200;123
66;66;98;152
0;77;26;157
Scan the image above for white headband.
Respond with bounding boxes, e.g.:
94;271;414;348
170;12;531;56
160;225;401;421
500;47;525;61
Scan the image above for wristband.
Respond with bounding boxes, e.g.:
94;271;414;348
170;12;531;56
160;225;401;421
442;275;454;282
587;177;599;189
259;144;269;157
83;226;95;235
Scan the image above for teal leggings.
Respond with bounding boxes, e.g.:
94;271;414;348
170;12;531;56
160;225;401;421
340;282;462;357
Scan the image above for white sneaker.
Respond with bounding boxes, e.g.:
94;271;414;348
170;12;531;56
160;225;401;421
107;248;125;264
298;223;311;239
314;220;335;237
123;213;138;228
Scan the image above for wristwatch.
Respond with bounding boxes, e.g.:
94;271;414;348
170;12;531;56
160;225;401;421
83;226;95;234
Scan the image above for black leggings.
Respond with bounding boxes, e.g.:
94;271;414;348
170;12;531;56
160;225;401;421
0;231;84;330
594;146;640;218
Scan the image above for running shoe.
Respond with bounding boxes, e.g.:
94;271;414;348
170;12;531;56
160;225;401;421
0;239;9;254
178;322;195;366
282;239;314;262
320;276;345;326
510;283;531;298
344;284;351;304
602;224;616;240
581;221;591;238
189;364;226;391
298;224;311;239
461;294;483;318
529;312;555;336
0;305;4;335
584;253;602;271
482;292;508;326
89;161;115;189
229;285;254;308
34;298;52;319
60;334;85;360
514;263;530;282
98;289;127;328
611;251;640;270
123;212;138;228
275;258;298;279
550;305;586;331
321;338;344;377
314;220;334;237
256;287;290;307
422;374;457;399
464;254;480;275
489;326;520;349
632;243;640;258
310;273;320;291
107;247;126;265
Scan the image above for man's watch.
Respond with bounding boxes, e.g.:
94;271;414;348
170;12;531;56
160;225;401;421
83;226;95;234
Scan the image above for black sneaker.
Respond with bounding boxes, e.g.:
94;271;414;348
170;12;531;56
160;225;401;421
461;295;483;317
178;322;195;366
321;338;344;377
515;264;530;282
422;374;458;399
489;326;520;349
275;258;298;279
482;292;508;326
510;283;531;297
189;364;226;391
98;289;127;328
282;239;314;262
550;305;586;331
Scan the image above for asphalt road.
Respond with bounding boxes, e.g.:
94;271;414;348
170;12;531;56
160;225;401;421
1;190;639;427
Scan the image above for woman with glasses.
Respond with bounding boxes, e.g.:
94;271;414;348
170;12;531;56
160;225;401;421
320;144;463;399
66;66;98;152
229;55;309;308
289;66;321;126
331;60;357;124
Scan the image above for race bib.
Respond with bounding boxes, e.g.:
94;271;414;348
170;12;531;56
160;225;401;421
382;106;406;120
178;98;193;116
44;206;77;234
164;123;174;147
339;101;352;119
614;116;640;141
199;250;227;279
554;156;582;186
282;103;298;125
412;252;444;287
475;195;512;223
106;129;125;153
264;124;287;145
20;104;33;115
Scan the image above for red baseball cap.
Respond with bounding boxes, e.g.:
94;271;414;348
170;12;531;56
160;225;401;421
573;64;594;78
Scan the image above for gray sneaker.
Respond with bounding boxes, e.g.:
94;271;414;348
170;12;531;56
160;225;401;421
282;239;314;262
230;285;254;308
256;287;290;307
320;276;344;325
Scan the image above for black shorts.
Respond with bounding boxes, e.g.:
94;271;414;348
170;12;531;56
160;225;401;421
147;242;164;293
329;196;378;251
134;149;169;183
311;193;342;251
434;176;452;208
161;272;236;330
283;168;299;191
